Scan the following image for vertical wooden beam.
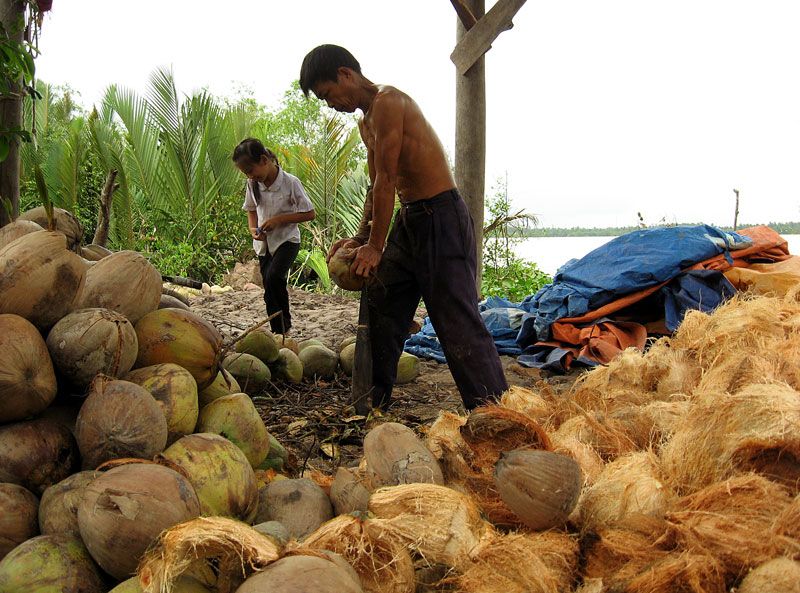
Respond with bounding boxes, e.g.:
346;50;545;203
0;0;25;228
455;0;486;289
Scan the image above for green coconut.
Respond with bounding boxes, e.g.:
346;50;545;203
0;483;39;560
199;369;241;406
135;308;223;390
75;377;168;470
257;434;289;471
298;338;325;352
197;394;270;468
299;344;339;379
18;206;83;252
77;463;201;581
396;352;420;384
235;328;279;364
0;219;42;249
111;575;212;593
46;308;138;390
328;247;364;292
0;314;57;423
339;342;356;376
339;335;357;353
38;471;95;537
0;418;78;495
0;230;86;331
254;478;333;539
272;333;299;354
222;352;271;395
157;433;258;522
271;348;303;383
124;363;199;444
80;244;112;261
236;554;363;593
0;534;104;592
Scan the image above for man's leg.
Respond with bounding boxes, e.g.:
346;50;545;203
263;241;300;334
414;193;508;409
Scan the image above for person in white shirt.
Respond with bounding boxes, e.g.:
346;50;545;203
233;138;315;334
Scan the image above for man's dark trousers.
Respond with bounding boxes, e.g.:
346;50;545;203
367;189;508;410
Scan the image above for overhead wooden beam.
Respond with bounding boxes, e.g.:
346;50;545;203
450;0;527;75
449;0;477;30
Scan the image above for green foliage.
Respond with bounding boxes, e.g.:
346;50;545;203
0;20;36;162
481;178;551;301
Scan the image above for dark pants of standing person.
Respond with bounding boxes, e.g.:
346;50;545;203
259;240;300;334
367;189;508;410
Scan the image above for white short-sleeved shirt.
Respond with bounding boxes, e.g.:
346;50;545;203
241;168;314;257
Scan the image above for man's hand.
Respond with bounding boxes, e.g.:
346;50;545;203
351;243;382;278
327;238;361;263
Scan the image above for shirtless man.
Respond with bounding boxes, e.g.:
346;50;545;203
300;44;507;410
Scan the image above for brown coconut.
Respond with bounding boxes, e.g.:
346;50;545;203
196;393;270;467
494;449;582;531
330;467;371;515
328;247;364;291
236;553;364;593
0;418;78;495
363;422;444;488
77;463;200;580
304;514;415;593
158;433;258;522
138;516;281;593
0;313;57;423
578;451;675;533
75;377;168;469
0;483;39;560
455;530;580;593
0;218;42;249
368;483;490;568
0;230;86;330
124;363;199;444
18;206;84;251
38;471;95;537
0;533;105;592
738;557;800;593
135;308;223;390
199;369;241;406
661;382;800;494
255;478;333;539
79;250;161;323
160;293;190;310
80;243;113;261
110;575;212;593
46;308;138;389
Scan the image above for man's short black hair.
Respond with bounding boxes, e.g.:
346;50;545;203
300;44;361;96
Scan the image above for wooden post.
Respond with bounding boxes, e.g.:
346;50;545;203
0;0;25;228
733;188;740;231
92;169;118;247
455;0;486;290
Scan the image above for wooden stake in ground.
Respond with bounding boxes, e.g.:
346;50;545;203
351;287;372;415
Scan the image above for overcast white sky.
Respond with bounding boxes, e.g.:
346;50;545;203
36;1;800;228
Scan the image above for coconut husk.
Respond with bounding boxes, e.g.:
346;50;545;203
306;469;335;495
578;451;676;532
138;517;281;593
623;550;727;593
661;383;800;493
665;475;796;581
423;412;472;484
549;434;605;487
453;530;579;593
498;386;552;423
303;514;415;593
582;516;668;582
550;413;638;461
737;557;800;593
772;493;800;553
368;483;490;569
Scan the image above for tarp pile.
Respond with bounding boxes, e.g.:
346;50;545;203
405;225;795;371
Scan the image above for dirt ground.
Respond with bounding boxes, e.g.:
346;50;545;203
190;283;581;475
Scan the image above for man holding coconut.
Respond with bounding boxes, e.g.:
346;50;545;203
300;44;507;411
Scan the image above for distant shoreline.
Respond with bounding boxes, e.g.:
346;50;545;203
516;222;800;238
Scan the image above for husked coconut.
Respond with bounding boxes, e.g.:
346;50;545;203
110;575;212;593
328;247;364;292
159;293;190;310
395;352;420;384
235;328;279;364
197;394;270;467
46;308;138;390
738;557;800;593
0;483;39;560
77;463;200;580
236;554;364;593
79;250;161;323
222;352;271;395
0;418;78;495
79;244;112;261
271;348;303;383
255;478;333;539
494;449;582;531
158;433;258;522
124;363;199;444
0;533;104;592
135;308;223;390
299;344;338;379
363;422;444;487
252;521;290;546
75;377;168;469
18;206;83;251
199;369;241;406
330;467;370;515
0;314;57;423
38;471;95;537
0;230;86;330
0;219;42;249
